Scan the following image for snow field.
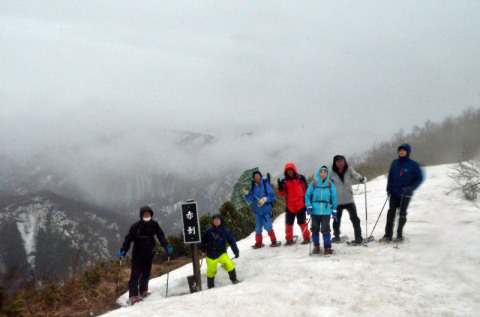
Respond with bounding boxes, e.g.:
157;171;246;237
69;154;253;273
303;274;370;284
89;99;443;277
103;163;480;317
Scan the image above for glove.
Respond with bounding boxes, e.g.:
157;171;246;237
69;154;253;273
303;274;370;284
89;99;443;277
258;197;267;206
306;206;313;216
242;187;249;195
360;177;367;184
166;246;173;254
235;253;239;259
118;250;126;259
277;178;285;192
332;211;338;222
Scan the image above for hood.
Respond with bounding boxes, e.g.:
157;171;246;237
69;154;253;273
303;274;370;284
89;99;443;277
284;163;298;179
139;206;154;219
315;165;331;185
332;155;349;174
211;213;224;227
398;143;411;159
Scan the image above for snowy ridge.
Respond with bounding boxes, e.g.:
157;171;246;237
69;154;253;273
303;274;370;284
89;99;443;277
103;163;480;317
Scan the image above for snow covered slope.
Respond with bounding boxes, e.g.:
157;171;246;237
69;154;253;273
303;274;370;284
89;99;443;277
103;163;480;317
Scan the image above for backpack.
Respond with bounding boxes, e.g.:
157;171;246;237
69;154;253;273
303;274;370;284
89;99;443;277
281;174;308;194
312;179;333;208
251;173;276;217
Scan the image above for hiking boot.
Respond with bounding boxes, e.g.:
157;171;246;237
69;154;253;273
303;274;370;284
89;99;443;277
394;237;403;243
324;247;333;255
270;241;281;247
313;246;320;254
232;279;239;285
252;244;264;249
207;277;215;289
331;236;341;243
140;291;151;299
301;239;310;245
127;296;142;306
379;236;392;243
285;240;295;245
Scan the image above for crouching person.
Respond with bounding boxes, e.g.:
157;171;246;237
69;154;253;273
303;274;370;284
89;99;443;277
201;214;240;288
118;206;173;305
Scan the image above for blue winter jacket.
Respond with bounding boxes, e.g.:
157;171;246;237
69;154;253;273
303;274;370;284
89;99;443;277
387;143;424;197
244;178;276;215
200;214;239;260
305;165;338;216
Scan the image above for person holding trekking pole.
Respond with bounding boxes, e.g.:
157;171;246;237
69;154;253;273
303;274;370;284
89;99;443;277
118;206;173;305
305;165;338;255
330;155;367;245
243;171;280;248
278;163;311;245
380;143;423;243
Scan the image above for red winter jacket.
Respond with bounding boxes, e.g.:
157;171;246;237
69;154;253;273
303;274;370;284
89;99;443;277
278;163;307;213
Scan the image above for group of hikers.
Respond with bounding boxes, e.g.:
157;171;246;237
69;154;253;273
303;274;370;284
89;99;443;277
118;143;423;305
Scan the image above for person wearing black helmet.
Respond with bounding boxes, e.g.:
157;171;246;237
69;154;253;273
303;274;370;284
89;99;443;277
118;206;173;305
200;214;240;288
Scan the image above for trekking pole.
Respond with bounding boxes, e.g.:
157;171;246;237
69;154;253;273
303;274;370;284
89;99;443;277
365;196;389;246
165;255;170;298
115;258;122;300
364;182;368;246
301;217;311;239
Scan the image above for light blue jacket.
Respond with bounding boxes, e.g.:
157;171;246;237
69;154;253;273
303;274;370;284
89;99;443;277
245;178;277;216
305;165;338;216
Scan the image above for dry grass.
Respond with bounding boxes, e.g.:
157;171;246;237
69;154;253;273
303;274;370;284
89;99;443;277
1;257;190;317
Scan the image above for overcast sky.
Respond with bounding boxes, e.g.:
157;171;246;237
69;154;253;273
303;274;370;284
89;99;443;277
1;1;480;176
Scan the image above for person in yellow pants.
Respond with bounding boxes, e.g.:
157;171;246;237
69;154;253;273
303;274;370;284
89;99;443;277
200;214;239;288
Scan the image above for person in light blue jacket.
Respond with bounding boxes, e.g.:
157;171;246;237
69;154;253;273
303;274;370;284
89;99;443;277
305;165;337;255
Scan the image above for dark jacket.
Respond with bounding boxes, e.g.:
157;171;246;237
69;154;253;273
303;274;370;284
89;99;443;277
386;143;424;197
121;207;168;260
200;214;239;260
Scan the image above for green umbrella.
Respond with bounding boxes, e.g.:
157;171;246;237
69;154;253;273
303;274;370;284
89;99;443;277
231;167;259;211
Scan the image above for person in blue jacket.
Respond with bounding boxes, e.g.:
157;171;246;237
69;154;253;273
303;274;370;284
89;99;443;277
380;143;424;242
200;214;239;288
305;165;337;255
243;171;279;248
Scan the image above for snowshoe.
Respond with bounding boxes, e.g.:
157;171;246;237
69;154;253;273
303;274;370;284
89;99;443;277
324;247;333;255
394;237;404;243
251;244;265;249
270;241;281;247
331;236;341;243
300;238;310;245
127;296;142;306
284;235;299;246
232;280;240;285
332;235;349;243
312;246;321;254
379;236;392;243
140;291;151;299
346;239;363;246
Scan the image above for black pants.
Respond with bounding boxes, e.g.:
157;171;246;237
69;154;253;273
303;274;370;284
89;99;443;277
310;215;331;234
384;194;411;238
333;203;362;240
129;256;154;297
285;207;307;226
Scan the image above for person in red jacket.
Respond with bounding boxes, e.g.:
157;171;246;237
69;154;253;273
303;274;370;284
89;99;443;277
278;163;311;245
